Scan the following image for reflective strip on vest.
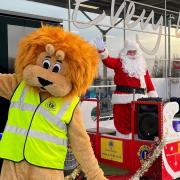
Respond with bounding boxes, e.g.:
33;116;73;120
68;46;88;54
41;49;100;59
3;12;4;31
5;125;67;146
28;130;67;146
10;101;69;132
10;102;36;112
5;125;28;136
56;101;71;118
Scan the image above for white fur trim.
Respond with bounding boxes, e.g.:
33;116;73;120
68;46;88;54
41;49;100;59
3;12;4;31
120;40;142;56
116;131;132;139
125;40;139;52
147;90;158;97
100;48;109;60
139;76;146;88
111;93;148;104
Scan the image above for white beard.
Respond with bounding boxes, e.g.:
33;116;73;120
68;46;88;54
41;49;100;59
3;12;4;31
120;54;147;79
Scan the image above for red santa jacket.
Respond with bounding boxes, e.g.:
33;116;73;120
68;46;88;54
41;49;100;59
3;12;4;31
100;49;158;104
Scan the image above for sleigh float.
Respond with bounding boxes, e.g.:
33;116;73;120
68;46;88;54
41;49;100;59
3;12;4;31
81;98;180;180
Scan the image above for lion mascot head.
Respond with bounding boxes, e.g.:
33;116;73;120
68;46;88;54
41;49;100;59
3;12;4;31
15;25;99;99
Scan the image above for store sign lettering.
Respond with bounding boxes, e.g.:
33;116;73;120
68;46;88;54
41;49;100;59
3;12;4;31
72;0;180;55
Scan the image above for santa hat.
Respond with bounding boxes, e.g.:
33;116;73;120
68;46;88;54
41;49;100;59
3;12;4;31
119;40;142;56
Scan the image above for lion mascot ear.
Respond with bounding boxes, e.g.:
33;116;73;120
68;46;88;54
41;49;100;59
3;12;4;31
56;50;65;61
45;44;55;56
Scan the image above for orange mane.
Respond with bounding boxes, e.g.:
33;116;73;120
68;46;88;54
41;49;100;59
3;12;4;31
15;25;99;98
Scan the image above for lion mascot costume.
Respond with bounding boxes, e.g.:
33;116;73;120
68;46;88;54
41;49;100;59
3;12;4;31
0;26;107;180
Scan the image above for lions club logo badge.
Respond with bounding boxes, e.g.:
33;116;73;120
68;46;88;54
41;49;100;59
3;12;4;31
137;145;150;164
46;101;56;110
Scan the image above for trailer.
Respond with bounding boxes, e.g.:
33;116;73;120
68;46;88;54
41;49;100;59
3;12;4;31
81;98;180;180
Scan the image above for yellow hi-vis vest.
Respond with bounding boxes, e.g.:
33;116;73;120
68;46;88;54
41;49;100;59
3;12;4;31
0;81;79;169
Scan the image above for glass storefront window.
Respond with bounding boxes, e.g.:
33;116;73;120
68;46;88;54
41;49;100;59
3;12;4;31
0;0;69;20
8;25;37;73
0;0;180;107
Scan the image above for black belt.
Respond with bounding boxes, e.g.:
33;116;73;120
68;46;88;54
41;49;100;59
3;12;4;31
116;85;146;94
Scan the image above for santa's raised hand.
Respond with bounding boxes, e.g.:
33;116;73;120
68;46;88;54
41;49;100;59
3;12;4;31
94;37;105;51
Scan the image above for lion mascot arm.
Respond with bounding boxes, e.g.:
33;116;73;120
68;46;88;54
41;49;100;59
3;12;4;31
68;105;107;180
0;73;18;100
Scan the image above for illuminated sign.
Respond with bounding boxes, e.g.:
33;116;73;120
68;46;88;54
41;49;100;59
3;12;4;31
72;0;180;55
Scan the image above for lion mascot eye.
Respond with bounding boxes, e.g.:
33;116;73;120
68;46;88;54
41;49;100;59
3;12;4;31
43;59;51;69
52;64;61;73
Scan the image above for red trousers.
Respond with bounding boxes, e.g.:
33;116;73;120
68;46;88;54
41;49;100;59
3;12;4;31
113;103;131;134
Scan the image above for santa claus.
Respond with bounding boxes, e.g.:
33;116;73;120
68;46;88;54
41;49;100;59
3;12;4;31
95;38;158;138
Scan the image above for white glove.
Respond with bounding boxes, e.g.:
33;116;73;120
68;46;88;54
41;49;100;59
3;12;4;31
94;37;105;51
